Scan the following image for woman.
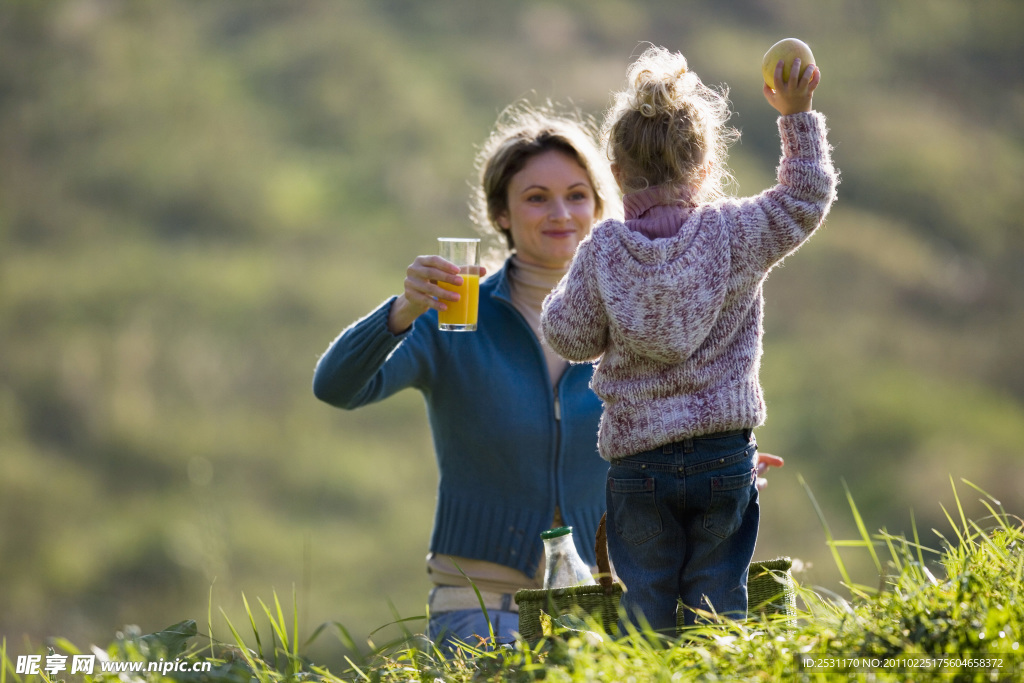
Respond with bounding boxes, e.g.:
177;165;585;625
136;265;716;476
312;103;619;647
312;102;783;646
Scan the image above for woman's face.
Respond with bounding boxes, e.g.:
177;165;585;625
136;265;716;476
498;149;599;269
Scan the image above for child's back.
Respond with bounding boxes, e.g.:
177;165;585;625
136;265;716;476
541;43;838;632
542;45;838;462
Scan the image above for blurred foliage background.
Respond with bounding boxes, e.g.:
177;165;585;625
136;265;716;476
2;0;1022;667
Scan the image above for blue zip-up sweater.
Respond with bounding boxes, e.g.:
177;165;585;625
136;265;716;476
312;259;606;575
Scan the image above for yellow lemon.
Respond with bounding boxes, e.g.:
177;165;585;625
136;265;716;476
762;38;815;90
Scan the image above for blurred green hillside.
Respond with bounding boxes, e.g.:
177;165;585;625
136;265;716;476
2;0;1023;666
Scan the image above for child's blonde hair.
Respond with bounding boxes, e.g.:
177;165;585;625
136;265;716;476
602;45;738;201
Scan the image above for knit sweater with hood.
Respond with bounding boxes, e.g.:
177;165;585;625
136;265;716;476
541;111;838;462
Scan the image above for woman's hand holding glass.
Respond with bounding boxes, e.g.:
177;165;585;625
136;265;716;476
387;255;488;335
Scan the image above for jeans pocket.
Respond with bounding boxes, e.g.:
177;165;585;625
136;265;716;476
608;476;662;545
704;468;755;539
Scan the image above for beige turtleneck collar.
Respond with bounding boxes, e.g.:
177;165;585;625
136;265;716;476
507;255;569;388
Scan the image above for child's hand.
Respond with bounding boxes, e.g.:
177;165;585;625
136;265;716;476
763;58;820;116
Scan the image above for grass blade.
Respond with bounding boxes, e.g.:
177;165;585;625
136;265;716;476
386;598;415;643
877;528;903;576
241;593;264;659
257;596;291;671
344;655;370;681
327;622;360;654
910;509;925;569
1014;535;1024;605
950;476;971;544
292;586;300;664
219;609;270;683
799;473;853;589
45;639;79;657
207;583;216;657
450;558;497;647
274;591;289;653
843;479;882;575
938;503;966;547
962;478;1002;510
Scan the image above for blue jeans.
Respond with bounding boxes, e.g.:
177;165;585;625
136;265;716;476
606;431;759;633
427;608;519;650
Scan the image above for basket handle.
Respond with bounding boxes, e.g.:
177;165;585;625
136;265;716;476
595;513;615;593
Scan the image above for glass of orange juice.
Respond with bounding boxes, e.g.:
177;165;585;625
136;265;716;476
437;237;480;332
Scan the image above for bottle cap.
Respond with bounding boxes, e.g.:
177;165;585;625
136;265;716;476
540;526;573;540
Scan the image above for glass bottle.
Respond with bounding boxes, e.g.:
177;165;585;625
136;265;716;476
541;526;597;589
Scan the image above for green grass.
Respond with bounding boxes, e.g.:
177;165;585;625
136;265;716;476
4;479;1022;683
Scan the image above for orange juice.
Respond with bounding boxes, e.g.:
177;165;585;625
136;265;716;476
437;270;479;331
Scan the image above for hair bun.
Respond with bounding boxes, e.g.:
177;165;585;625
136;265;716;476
630;54;692;119
601;44;738;199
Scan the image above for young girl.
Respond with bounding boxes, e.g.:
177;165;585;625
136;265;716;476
541;45;838;632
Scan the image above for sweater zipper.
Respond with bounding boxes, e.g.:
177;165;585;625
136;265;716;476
491;275;565;527
552;383;563;526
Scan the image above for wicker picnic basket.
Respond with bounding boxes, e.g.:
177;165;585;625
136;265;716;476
515;515;795;640
514;515;622;640
742;556;797;618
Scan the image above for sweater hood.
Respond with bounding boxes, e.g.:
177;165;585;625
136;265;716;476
589;214;729;364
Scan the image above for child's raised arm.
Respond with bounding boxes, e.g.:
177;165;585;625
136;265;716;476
763;58;820;116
